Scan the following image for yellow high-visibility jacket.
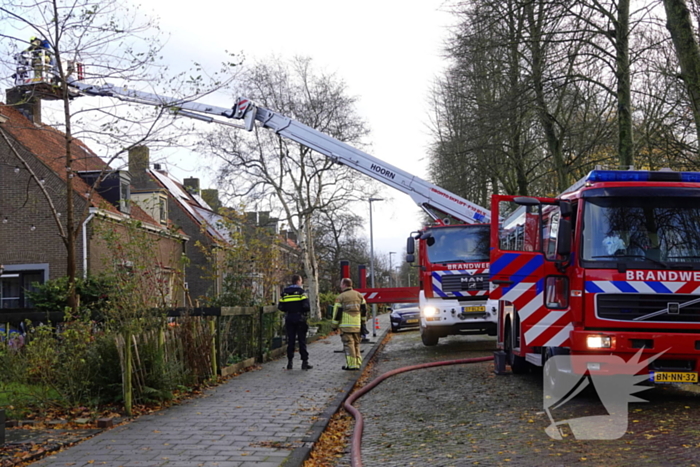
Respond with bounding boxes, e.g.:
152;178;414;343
332;287;367;333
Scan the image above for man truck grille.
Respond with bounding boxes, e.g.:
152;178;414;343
596;293;700;322
440;274;490;292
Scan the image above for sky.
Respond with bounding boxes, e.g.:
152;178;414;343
130;0;458;269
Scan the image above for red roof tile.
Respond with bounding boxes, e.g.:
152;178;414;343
0;102;168;231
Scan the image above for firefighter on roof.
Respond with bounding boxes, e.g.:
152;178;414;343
23;36;53;83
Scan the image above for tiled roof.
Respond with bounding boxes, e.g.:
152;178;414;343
149;169;232;243
0;103;168;231
0;104;109;173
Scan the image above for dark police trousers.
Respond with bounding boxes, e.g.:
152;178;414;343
286;320;309;362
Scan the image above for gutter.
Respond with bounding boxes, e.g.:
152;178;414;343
82;208;97;279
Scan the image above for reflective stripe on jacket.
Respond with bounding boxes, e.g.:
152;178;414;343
278;285;310;323
332;287;367;333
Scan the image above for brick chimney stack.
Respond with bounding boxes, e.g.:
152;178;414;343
184;178;200;196
201;189;221;211
5;88;41;124
128;146;151;189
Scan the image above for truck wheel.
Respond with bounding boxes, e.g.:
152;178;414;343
543;347;571;392
421;328;439;346
543;349;560;390
504;327;529;374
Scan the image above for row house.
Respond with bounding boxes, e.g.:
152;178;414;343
128;146;232;304
0;93;300;310
0;102;187;308
128;147;301;305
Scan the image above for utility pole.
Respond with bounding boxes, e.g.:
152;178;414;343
368;197;383;337
389;251;396;287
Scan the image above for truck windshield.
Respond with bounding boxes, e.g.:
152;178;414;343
582;195;700;265
425;225;490;264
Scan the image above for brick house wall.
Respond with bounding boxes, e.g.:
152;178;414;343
87;215;186;307
129;147;224;305
0;116;88;282
0;105;187;308
162;197;219;303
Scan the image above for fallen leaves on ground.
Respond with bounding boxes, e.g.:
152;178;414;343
303;332;391;467
303;409;354;467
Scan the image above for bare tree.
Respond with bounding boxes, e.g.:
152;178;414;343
433;0;560;198
431;0;684;199
663;0;700;151
0;0;238;311
202;56;374;319
313;209;369;293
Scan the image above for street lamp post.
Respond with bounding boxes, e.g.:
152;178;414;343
388;252;396;287
368;197;383;337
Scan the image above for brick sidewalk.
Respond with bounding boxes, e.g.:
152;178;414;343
31;313;390;467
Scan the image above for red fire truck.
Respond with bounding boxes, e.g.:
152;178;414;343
491;169;700;384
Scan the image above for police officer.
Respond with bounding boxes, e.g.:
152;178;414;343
332;278;367;370
278;274;312;370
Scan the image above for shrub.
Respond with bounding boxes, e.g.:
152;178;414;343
26;276;114;317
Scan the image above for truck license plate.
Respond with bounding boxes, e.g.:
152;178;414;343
462;306;486;313
651;372;698;383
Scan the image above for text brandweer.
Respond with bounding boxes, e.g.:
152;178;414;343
625;270;700;281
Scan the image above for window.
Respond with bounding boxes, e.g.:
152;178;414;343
499;203;541;252
0;270;44;308
120;180;131;214
545;276;569;309
582;191;700;266
159;196;167;224
424;225;490;264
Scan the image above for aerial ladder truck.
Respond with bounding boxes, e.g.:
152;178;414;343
11;62;496;346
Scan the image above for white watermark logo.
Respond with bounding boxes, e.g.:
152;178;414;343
543;349;664;440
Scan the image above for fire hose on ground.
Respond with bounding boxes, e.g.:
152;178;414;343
343;355;494;467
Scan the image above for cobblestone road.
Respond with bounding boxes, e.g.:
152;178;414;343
333;330;700;467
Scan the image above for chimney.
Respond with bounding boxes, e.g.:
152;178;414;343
5;88;41;124
201;189;221;211
184;178;200;196
128;146;150;188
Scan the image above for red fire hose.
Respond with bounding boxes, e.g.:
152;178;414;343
343;355;493;467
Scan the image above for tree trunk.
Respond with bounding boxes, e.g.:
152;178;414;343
62;83;79;315
301;220;321;321
663;0;700;152
616;0;634;168
123;331;133;416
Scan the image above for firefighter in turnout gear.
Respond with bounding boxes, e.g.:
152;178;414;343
332;278;367;370
278;275;312;370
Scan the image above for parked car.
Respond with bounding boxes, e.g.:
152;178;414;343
389;303;420;332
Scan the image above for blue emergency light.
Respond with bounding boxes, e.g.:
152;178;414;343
586;170;700;183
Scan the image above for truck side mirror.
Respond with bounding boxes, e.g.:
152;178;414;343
406;236;415;255
513;196;541;206
558;200;572;218
406;254;415;263
557;218;572;256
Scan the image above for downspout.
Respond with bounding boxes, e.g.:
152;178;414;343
82;208;97;279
